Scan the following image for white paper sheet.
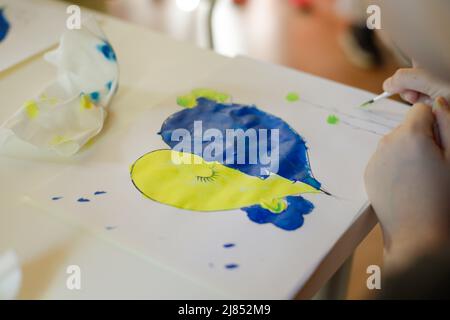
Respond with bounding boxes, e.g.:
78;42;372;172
24;57;409;299
0;0;68;72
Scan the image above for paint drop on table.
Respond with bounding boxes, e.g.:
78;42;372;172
327;114;340;125
0;8;10;42
77;198;90;203
223;243;236;249
94;191;107;195
286;92;299;102
225;264;239;270
52;196;63;201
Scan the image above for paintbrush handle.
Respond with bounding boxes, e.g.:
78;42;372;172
373;91;393;103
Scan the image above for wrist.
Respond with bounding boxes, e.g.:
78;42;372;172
384;223;448;274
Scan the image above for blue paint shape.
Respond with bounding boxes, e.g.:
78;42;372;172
94;191;107;195
77;198;90;203
106;81;113;91
225;264;239;270
223;243;235;248
97;41;116;62
160;98;321;188
0;8;10;42
89;92;101;103
51;196;63;201
244;196;314;231
159;98;323;231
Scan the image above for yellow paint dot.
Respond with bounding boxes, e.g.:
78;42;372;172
25;100;39;119
80;94;93;110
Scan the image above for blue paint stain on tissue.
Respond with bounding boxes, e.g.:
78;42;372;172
77;198;90;203
0;8;10;42
89;92;101;103
97;41;116;62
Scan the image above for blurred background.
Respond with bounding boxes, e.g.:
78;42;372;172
62;0;408;299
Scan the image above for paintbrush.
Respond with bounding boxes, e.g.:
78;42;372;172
360;92;393;108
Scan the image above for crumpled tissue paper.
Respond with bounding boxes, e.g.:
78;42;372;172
1;19;119;156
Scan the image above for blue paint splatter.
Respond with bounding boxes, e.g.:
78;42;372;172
0;7;10;42
77;198;90;203
225;264;239;270
159;98;323;231
160;98;321;188
89;92;101;103
97;41;116;62
244;196;314;231
94;191;107;195
106;81;113;91
51;196;63;201
223;243;235;248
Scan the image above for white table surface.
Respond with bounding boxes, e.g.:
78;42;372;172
0;0;377;299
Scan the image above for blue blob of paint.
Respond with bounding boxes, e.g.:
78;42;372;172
160;98;321;188
106;81;113;91
77;198;90;203
0;8;10;42
243;196;314;231
89;92;101;103
97;41;116;62
223;243;235;248
94;191;107;195
225;264;239;270
51;196;63;201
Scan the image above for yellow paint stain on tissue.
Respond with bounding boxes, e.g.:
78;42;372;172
51;135;66;145
40;93;59;105
25;100;39;119
80;94;93;110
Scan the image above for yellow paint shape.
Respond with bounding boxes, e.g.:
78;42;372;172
130;150;320;212
25;100;39;119
260;198;288;214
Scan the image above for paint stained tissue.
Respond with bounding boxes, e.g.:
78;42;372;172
0;19;119;156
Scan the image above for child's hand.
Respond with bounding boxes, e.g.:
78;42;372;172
383;68;450;106
365;97;450;270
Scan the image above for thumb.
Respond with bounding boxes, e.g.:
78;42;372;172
404;103;435;139
433;97;450;158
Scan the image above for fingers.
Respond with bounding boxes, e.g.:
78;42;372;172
433;97;450;158
400;90;420;104
383;68;432;98
404;103;435;138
